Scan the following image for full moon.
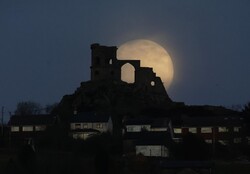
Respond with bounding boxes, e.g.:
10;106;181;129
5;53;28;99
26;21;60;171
117;39;174;89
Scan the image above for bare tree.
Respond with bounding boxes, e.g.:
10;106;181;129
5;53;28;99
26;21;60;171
243;102;250;114
45;103;58;114
15;101;42;115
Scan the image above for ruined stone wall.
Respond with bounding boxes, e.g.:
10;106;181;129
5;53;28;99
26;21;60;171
90;43;120;81
90;43;170;102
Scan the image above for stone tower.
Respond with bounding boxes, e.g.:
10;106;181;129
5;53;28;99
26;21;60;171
90;43;121;81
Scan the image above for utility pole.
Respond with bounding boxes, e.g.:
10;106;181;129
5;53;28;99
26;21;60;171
1;106;4;136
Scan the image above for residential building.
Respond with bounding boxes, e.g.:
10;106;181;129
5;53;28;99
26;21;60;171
123;131;172;157
123;117;170;133
172;115;245;145
123;117;173;157
8;114;56;145
70;112;112;140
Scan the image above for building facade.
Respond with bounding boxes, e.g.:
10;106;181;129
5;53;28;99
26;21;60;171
70;112;113;140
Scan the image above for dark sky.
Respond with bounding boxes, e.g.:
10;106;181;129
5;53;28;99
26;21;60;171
1;0;250;120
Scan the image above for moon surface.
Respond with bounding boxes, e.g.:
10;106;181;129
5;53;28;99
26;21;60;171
117;39;174;89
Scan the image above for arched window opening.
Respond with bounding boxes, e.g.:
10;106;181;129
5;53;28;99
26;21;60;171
109;59;113;65
151;81;155;86
121;63;135;83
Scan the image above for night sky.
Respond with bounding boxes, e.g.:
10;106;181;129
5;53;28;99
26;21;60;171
1;0;250;121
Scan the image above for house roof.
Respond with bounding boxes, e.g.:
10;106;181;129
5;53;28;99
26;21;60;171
71;128;100;133
70;112;110;123
124;118;152;125
174;116;244;127
9;114;56;126
170;105;240;117
124;118;170;128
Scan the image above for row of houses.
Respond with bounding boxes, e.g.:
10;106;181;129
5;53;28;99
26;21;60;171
7;112;247;157
173;116;245;145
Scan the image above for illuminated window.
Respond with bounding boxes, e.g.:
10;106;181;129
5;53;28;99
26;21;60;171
247;137;250;145
234;127;241;132
205;139;212;144
218;127;228;132
11;126;19;132
174;128;182;134
218;140;228;145
83;124;88;129
188;127;197;133
141;126;150;131
75;123;81;129
22;126;33;132
127;126;133;132
201;127;212;133
35;125;46;131
109;59;112;64
151;81;155;86
73;133;85;140
96;123;103;129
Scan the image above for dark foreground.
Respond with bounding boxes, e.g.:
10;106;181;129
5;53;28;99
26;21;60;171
1;148;250;174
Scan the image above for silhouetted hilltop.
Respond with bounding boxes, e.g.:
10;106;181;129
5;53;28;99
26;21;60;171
54;44;173;125
56;79;173;124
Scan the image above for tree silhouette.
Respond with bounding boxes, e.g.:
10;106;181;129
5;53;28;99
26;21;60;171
243;102;250;135
15;101;41;115
45;103;58;114
243;102;250;114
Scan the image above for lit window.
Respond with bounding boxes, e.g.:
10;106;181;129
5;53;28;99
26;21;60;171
234;127;241;132
151;81;155;86
96;123;103;129
247;137;250;145
173;138;182;143
201;127;212;133
234;138;242;143
73;133;84;140
218;127;228;132
205;139;212;144
83;124;88;129
127;126;133;132
35;125;46;131
22;126;33;132
218;140;228;145
141;125;150;131
174;128;182;134
188;127;197;133
72;134;78;139
75;123;81;129
11;126;19;132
